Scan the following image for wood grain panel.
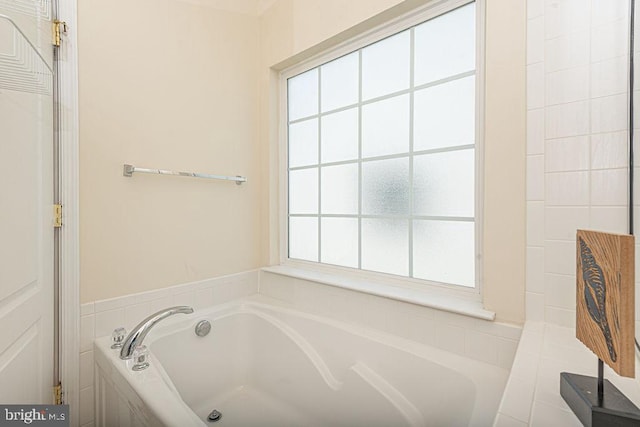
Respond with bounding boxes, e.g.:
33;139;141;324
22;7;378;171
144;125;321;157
576;230;634;378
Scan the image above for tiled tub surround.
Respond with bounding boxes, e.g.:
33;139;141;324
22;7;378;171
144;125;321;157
81;269;522;426
94;296;511;427
523;0;640;422
526;0;636;327
258;270;521;369
494;322;640;426
79;270;259;427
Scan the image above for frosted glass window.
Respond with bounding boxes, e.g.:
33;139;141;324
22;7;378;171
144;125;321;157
321;108;358;163
288;69;318;121
362;219;409;276
321;218;358;268
362;94;410;158
289;118;318;168
321;52;359;112
413;150;475;217
414;3;476;86
414;76;475;151
285;2;478;289
289;217;318;262
321;164;358;214
413;220;474;287
289;168;318;214
362;31;410;100
362;158;409;215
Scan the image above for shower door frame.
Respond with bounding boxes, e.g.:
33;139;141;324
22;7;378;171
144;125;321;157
54;0;80;423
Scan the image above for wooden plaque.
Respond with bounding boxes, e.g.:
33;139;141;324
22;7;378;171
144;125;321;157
576;230;635;378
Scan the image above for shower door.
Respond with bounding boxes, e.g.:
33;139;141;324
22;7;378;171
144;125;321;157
0;0;55;403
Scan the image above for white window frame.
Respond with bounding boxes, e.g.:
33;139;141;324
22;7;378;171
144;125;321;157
278;0;485;303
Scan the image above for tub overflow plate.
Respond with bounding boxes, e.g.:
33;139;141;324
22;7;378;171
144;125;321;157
195;320;211;337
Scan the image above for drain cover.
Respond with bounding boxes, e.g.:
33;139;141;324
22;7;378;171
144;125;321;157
207;409;222;422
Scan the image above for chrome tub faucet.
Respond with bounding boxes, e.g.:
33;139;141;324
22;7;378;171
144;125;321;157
120;306;194;359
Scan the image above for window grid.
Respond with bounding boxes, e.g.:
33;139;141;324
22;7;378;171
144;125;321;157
287;4;476;287
289;144;476;172
317;66;322;263
357;49;363;269
408;27;415;277
288;70;475;127
291;214;474;222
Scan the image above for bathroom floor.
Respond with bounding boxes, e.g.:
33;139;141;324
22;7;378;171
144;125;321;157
494;322;640;426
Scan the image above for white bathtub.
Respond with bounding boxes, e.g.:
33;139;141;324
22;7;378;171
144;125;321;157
94;297;509;426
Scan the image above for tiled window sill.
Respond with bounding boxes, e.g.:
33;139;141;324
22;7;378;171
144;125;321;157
262;265;496;321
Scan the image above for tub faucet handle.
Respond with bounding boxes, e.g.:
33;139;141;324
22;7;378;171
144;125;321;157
132;345;150;371
111;327;127;349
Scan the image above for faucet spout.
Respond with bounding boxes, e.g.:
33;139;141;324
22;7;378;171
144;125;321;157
119;306;194;359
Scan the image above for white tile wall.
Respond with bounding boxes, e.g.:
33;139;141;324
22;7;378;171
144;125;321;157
591;56;627;98
527;0;544;20
525;291;545;321
544;207;589;240
591;168;628;206
526;247;545;293
527;109;545;155
526;0;630;328
527;62;546;109
544;240;575;276
527;16;545;65
591;19;628;62
78;270;260;427
545;66;589;106
79;384;94;426
543;273;574;310
591;131;628;169
526;202;545;247
545;171;590;206
591;0;627;26
591;93;628;133
544;136;589;172
544;0;590;40
544;32;590;73
526;155;545;200
544;101;590;139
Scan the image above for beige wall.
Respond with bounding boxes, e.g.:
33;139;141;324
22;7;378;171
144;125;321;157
80;0;526;323
260;0;527;323
482;0;526;323
78;0;261;302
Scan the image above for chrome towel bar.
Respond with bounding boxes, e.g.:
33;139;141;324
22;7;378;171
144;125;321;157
123;164;246;185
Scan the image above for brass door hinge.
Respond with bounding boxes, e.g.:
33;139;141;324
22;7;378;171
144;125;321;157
52;20;67;47
53;204;62;228
53;382;63;405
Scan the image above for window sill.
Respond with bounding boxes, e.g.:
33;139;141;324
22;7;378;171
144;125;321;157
261;265;496;321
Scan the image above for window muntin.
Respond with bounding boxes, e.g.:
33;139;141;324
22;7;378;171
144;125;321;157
285;2;477;288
